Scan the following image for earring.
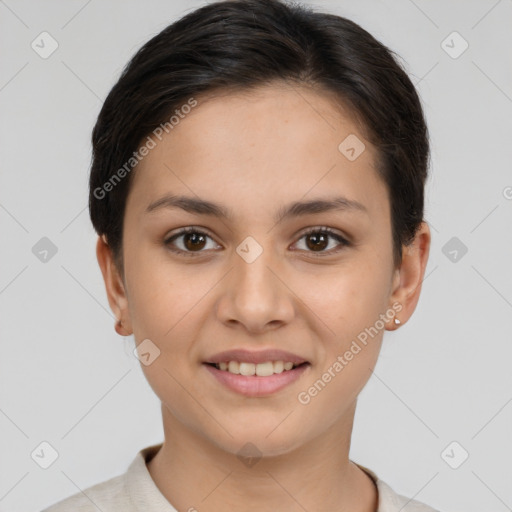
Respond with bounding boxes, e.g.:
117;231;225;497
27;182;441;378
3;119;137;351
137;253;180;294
394;317;401;326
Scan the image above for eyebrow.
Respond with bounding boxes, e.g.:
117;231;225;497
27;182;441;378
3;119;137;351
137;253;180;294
145;194;368;223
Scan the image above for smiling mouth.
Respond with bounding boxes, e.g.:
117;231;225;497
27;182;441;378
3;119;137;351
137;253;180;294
203;359;311;397
204;361;309;376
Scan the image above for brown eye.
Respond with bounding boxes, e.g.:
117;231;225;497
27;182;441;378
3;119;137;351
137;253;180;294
305;232;329;252
182;231;207;251
164;226;349;258
164;227;219;256
294;227;350;256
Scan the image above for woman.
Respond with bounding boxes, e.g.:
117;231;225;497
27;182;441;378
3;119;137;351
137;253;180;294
43;0;438;510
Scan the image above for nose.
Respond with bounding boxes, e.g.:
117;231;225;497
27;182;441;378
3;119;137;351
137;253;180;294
215;244;295;334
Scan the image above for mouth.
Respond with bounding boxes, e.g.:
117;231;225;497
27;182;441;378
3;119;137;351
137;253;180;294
202;360;311;397
204;360;309;375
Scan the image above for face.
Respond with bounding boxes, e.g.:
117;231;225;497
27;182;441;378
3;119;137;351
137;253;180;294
98;82;430;458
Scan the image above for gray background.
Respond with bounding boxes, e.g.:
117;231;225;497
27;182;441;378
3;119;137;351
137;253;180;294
1;1;511;511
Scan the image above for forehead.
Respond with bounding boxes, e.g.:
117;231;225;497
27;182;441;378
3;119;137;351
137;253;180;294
126;83;388;223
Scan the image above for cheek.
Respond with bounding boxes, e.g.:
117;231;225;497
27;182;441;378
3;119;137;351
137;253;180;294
295;273;387;417
299;261;390;333
297;264;388;391
125;253;201;339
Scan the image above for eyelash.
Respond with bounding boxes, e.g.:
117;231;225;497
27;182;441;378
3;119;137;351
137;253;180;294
163;226;350;258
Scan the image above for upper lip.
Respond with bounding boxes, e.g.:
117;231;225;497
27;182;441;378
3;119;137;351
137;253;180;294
204;349;309;365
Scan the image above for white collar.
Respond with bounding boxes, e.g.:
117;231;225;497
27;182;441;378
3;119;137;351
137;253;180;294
125;443;438;512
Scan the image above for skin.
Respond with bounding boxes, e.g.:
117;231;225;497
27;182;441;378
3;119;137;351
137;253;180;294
97;81;430;512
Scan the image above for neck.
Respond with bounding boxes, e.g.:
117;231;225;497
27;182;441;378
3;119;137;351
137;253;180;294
146;401;378;512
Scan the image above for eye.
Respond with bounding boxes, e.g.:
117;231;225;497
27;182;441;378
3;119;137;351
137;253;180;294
164;226;350;258
164;227;220;257
292;226;350;256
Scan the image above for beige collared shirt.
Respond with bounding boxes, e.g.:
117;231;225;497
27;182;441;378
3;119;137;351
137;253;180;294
41;443;440;511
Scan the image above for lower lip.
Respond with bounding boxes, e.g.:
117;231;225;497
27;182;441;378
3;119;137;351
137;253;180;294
203;363;310;397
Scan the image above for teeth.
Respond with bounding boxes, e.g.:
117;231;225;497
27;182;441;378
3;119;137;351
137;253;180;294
214;360;302;376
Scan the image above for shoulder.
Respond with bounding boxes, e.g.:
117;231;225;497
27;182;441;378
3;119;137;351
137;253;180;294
377;478;441;512
41;472;132;512
41;444;168;512
354;462;441;512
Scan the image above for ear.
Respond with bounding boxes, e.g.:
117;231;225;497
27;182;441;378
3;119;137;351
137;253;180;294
387;221;431;329
96;235;133;336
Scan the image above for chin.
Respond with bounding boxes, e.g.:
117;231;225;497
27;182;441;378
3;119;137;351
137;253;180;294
210;424;306;460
